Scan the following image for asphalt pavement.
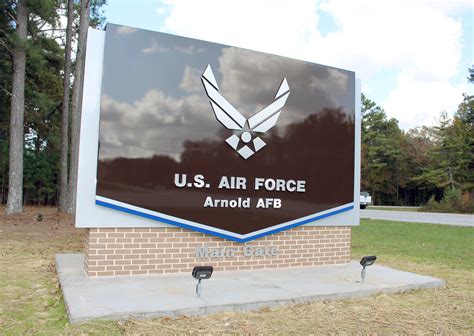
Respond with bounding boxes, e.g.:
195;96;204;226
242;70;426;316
361;209;474;227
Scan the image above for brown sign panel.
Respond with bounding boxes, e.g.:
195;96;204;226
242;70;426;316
96;24;355;242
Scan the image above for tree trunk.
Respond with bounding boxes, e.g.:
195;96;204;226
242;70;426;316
67;0;90;213
58;0;74;212
6;0;28;214
447;166;454;190
396;183;399;205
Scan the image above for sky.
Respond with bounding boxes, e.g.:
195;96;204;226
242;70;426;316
103;0;473;130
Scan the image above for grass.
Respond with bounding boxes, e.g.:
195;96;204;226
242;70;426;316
0;207;473;335
0;207;119;335
367;206;419;212
352;219;474;269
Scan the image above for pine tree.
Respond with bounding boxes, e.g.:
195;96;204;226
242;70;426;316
67;0;91;213
58;0;74;211
6;0;28;214
360;94;404;205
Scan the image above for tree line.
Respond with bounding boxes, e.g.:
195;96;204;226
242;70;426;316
361;87;473;210
0;0;103;213
0;1;473;213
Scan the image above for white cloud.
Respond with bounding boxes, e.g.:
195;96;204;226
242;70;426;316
317;0;463;80
317;0;469;128
156;7;166;15
383;73;468;129
161;0;321;60
100;90;213;160
142;39;158;54
179;65;202;93
158;0;471;129
175;45;204;54
216;46;351;121
116;25;138;35
142;38;169;54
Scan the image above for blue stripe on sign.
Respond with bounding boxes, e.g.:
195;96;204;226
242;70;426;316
95;199;354;243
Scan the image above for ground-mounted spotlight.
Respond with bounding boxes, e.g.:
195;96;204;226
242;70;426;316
360;255;377;282
192;266;213;297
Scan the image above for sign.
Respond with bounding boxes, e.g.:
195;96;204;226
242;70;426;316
77;24;359;242
195;245;279;259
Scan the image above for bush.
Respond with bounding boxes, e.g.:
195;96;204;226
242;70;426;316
419;188;474;214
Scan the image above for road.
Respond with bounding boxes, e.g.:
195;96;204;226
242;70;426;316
360;209;474;227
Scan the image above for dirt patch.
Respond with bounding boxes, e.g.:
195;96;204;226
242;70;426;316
0;206;78;239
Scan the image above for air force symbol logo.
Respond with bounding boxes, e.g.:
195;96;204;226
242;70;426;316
201;65;290;159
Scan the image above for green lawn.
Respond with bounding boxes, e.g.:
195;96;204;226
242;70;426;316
352;219;474;270
0;208;473;335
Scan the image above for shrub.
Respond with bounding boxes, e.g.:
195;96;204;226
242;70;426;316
419;188;474;214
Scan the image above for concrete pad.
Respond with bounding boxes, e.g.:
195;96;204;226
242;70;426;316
56;254;445;323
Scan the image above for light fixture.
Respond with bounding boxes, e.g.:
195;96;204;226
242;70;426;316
360;255;377;282
192;266;213;297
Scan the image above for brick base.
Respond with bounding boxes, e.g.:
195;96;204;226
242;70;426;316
84;226;351;277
